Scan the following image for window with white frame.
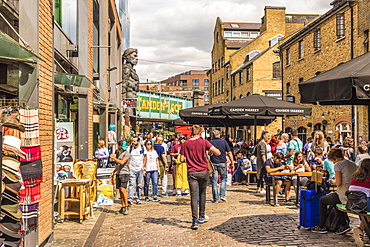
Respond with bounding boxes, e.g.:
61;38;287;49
336;122;351;143
336;13;345;38
298;40;304;59
314;28;321;50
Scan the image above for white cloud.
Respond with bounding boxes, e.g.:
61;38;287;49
129;0;333;82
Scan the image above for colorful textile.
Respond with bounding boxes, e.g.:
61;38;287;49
19;109;40;147
20;159;43;185
19;184;41;205
20;146;41;162
19;204;38;232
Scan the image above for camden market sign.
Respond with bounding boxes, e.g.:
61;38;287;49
137;90;193;120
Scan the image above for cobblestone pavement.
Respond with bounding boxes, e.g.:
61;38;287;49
53;183;366;247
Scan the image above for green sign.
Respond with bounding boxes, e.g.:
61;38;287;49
137;90;193;120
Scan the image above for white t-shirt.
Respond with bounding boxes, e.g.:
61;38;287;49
146;150;158;171
130;146;147;171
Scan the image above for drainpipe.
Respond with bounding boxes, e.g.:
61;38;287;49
279;49;284;132
349;2;358;153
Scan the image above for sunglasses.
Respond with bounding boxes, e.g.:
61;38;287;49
146;143;152;145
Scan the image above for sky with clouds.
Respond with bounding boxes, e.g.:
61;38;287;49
129;0;333;83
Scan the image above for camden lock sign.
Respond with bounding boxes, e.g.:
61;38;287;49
137;90;193;120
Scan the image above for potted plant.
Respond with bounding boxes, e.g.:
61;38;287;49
307;122;312;127
322;120;328;125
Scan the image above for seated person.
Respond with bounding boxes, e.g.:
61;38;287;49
233;151;246;185
291;151;311;190
264;152;292;204
347;158;370;247
311;148;357;235
310;148;326;171
323;158;335;181
355;145;370;167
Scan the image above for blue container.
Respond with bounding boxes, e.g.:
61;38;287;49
299;189;327;228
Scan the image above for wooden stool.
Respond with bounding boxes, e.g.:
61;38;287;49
246;171;257;185
59;179;91;223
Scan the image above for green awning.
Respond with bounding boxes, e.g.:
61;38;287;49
0;30;40;63
54;72;92;88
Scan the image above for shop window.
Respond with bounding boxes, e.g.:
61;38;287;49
364;30;369;53
192;79;199;86
336;13;345;38
54;0;77;44
285;127;293;134
286;83;291;95
298;40;304;59
314;28;321;50
180;80;187;86
204;79;209;86
314;123;322;131
247;67;251;81
286;48;290;65
335;122;351;143
298;127;307;144
272;62;280;79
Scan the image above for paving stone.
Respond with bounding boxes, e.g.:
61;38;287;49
52;185;363;246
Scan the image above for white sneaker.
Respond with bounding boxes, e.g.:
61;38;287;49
256;188;261;193
259;189;266;194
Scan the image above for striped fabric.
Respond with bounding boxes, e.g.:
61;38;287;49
19;109;40;147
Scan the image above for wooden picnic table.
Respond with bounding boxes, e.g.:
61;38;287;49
270;172;297;206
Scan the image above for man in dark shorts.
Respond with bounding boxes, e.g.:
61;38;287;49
110;140;131;215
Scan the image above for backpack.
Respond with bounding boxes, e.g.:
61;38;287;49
129;144;145;154
345;190;368;213
325;205;350;232
240;158;252;171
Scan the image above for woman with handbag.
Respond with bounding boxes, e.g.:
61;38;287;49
347;158;370;247
180;125;220;230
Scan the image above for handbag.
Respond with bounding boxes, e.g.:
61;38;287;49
345;190;368;213
206;154;214;174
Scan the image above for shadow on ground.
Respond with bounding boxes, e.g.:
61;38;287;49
210;213;361;246
142;217;191;229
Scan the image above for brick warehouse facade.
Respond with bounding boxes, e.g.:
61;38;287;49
209;6;319;141
38;0;54;244
279;0;370;143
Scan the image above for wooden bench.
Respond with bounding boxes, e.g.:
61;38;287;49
246;171;257;185
337;204;370;237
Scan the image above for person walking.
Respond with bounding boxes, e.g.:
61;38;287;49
170;136;189;196
128;137;146;204
255;131;271;194
95;140;109;168
284;129;303;166
154;137;169;196
210;130;234;203
143;140;161;202
180;125;220;230
110;140;131;215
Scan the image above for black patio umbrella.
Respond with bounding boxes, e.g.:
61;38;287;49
179;104;275;128
171;118;192;127
299;51;370;105
209;94;312;142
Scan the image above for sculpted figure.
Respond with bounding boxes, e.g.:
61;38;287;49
120;48;139;99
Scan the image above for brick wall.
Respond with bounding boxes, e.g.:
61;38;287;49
281;1;369;140
38;0;53;243
88;0;94;157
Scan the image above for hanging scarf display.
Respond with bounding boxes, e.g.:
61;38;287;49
19;160;43;186
18;204;38;233
19;109;40;147
18;184;41;205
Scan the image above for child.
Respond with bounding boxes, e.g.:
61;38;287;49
233;151;249;185
227;162;233;186
310;147;326;171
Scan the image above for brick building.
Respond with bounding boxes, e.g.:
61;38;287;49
0;0;125;245
145;70;209;106
209;6;319;140
279;0;370;143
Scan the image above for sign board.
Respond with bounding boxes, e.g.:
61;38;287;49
263;90;282;100
122;98;137;108
137;90;193;120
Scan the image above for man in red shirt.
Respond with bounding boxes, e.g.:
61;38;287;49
180;125;220;230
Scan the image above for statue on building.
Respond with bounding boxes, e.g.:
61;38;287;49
119;48;139;99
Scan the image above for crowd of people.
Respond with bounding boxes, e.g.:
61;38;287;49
102;126;370;244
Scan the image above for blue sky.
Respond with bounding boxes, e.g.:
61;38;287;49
130;0;333;82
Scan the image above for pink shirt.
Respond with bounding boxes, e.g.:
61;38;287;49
180;138;213;172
